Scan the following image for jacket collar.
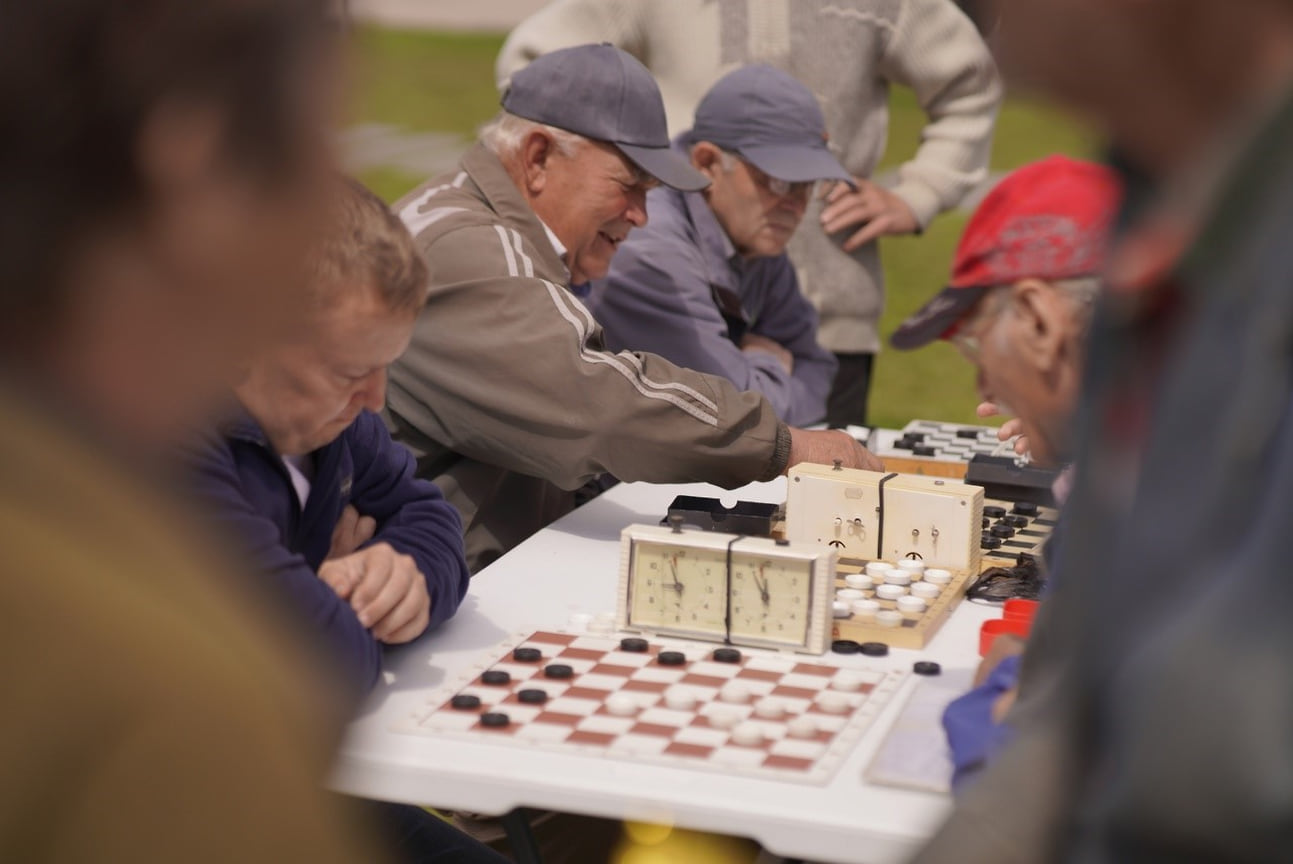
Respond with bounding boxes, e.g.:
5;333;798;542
677;185;742;294
461;142;570;280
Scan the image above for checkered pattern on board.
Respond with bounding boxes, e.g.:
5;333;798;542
400;631;908;785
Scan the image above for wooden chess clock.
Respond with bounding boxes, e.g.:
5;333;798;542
616;520;837;654
784;463;985;572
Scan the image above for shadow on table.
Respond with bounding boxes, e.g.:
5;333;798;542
547;498;658;543
359;597;510;714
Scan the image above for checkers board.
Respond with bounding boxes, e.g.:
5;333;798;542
394;630;908;785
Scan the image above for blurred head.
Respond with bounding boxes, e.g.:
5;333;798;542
686;65;853;258
892;156;1122;465
488;43;708;283
236;177;428;457
986;0;1293;176
0;0;340;445
952;277;1098;465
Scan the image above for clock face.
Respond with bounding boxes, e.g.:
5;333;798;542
627;542;729;636
728;556;813;648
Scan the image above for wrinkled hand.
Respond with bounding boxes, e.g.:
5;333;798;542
786;428;884;472
741;332;794;374
326;504;377;561
317;543;430;644
819;178;920;252
976;401;1029;456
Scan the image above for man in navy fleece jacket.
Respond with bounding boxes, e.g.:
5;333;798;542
187;177;470;704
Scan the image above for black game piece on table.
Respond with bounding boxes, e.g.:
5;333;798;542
1012;501;1040;517
913;661;942;676
831;639;861;655
1003;514;1029;529
981;534;1004;550
860;642;889;657
481;670;511;685
450;694;481;710
983;505;1007;519
543;664;574;679
517;689;548;705
990;523;1015;539
712;647;742;663
913;445;937;457
955;428;980;439
620;637;650;653
982;516;990;528
512;647;542;663
480;712;510;728
657;651;686;666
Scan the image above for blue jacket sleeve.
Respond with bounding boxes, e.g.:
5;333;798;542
942;654;1021;792
345;411;470;630
745;255;837;426
593;232;829;425
183;435;382;705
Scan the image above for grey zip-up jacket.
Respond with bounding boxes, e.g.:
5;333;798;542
386;143;791;572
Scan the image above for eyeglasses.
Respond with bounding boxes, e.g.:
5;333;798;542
737;156;815;199
948;287;1010;363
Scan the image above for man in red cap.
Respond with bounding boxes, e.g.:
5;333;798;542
891;155;1122;789
892;155;1122;468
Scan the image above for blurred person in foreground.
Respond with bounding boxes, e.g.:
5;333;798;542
912;1;1293;862
0;1;391;860
890;155;1122;789
590;65;846;427
388;44;879;573
498;0;1002;427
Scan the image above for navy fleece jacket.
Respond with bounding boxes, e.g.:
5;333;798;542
186;409;469;704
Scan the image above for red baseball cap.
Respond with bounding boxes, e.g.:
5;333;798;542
890;155;1123;350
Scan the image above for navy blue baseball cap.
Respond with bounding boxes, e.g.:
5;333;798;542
686;65;853;188
502;44;708;192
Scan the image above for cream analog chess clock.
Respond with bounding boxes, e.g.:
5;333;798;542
615;521;837;654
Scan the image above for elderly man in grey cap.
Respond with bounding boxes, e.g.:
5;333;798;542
590;65;849;427
388;44;878;572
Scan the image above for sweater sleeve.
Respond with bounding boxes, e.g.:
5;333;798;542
593;229;832;427
496;0;646;89
344;412;470;631
387;222;790;491
877;0;1003;226
184;438;381;704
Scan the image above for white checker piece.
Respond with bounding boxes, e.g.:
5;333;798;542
394;630;911;786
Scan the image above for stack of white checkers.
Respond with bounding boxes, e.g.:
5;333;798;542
395;629;908;785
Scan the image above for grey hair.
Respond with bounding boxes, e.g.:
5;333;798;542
1051;276;1102;329
479;110;585;160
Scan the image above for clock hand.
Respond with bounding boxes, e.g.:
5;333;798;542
754;565;770;606
668;556;684;595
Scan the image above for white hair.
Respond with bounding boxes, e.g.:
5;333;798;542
479;110;585;160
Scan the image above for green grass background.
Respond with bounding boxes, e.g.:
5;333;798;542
348;26;1096;429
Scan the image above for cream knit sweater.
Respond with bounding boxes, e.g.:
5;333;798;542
498;0;1001;354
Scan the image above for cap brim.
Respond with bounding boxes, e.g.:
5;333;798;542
741;143;855;188
890;285;990;350
617;143;710;191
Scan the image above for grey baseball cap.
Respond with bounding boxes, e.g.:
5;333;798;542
686;65;853;188
502;43;708;192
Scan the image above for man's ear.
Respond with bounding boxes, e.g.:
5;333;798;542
690;141;726;183
519;130;556;195
1005;278;1069;373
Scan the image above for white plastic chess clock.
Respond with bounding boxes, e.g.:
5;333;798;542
616;523;838;655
